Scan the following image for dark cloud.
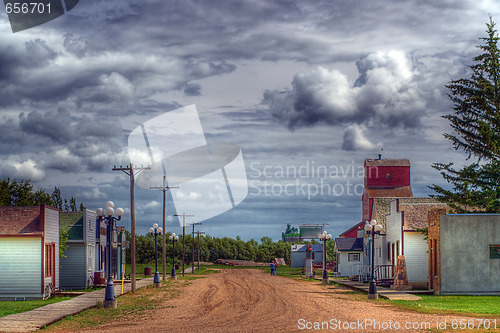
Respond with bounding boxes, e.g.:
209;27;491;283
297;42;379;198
19;108;74;143
184;82;201;96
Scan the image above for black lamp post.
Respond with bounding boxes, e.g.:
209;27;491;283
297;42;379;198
364;219;383;300
169;233;179;279
319;230;332;285
96;201;124;309
149;223;163;288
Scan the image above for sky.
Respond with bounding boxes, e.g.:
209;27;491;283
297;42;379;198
0;0;499;241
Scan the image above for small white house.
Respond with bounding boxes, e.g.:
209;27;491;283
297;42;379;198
290;244;323;268
0;205;59;300
334;237;364;277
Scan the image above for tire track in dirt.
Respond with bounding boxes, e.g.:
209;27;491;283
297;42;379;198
80;269;495;333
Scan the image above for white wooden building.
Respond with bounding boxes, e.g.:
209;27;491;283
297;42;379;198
0;205;59;300
385;198;447;288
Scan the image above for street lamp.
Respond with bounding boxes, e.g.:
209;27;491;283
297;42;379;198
318;230;332;285
169;233;179;279
149;223;163;288
364;219;383;299
96;201;124;309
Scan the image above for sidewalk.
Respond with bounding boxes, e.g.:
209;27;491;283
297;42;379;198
331;279;422;301
0;278;154;333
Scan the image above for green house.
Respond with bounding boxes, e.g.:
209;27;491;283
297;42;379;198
59;210;97;290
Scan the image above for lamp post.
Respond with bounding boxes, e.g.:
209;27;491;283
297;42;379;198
169;233;179;279
364;219;383;299
318;231;332;285
96;201;124;309
149;223;163;288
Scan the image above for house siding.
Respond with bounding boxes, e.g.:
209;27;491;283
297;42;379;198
337;251;363;277
0;237;42;298
43;206;60;290
60;243;86;289
385;200;401;266
404;232;428;284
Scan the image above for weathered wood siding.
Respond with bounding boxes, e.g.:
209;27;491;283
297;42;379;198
0;237;42;297
43;206;60;289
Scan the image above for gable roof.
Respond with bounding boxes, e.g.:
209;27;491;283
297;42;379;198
292;244;323;252
365;159;410;167
338;221;365;237
335;237;363;251
0;206;43;236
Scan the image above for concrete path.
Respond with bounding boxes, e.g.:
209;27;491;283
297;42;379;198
181;266;198;274
331;278;422;301
0;278;154;333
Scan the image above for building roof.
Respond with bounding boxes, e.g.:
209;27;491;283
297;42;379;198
292;244;323;252
365;158;410;167
0;206;43;236
398;200;449;230
366;186;413;198
60;212;84;240
335;237;363;251
338;221;365;237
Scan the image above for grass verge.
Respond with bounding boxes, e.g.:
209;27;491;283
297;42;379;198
0;297;72;317
390;295;500;317
41;279;183;332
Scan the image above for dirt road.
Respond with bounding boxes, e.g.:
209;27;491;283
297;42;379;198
81;269;493;333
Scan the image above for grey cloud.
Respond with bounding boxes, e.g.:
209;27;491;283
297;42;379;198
19;108;74;143
184;83;201;96
341;125;379;151
266;52;431;133
63;33;88;58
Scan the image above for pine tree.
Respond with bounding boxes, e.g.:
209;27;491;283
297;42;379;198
430;17;500;213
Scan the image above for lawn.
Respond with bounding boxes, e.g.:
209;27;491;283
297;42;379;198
41;278;183;332
0;297;72;317
391;295;500;316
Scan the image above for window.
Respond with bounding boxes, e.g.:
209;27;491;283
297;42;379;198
45;243;54;278
378;247;382;259
387;242;391;260
348;253;360;262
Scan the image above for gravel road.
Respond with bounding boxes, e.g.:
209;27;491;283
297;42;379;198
82;269;495;333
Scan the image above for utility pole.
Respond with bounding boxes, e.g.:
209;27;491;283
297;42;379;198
150;176;178;281
191;223;202;273
174;213;194;276
195;231;205;270
113;164;150;293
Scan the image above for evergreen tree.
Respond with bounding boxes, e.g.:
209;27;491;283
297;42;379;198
430;17;500;213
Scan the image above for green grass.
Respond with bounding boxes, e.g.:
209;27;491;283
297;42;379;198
0;297;72;317
124;263;173;279
41;279;183;332
391;295;500;316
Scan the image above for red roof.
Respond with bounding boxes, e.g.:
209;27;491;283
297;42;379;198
366;186;413;198
0;206;43;235
339;221;365;237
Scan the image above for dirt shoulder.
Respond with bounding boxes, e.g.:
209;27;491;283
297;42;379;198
77;269;496;333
